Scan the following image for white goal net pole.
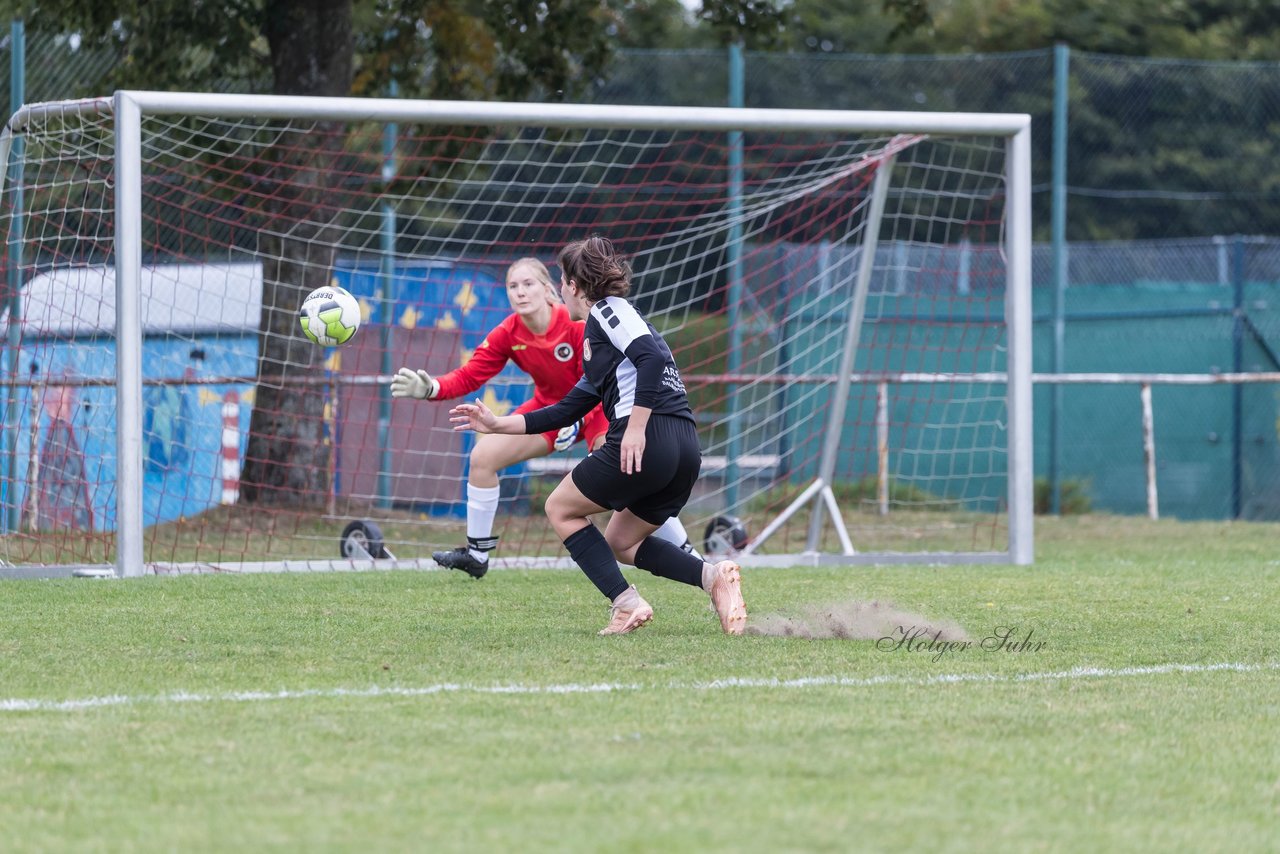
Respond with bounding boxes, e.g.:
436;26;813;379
1007;123;1034;566
110;90;1031;135
114;92;146;577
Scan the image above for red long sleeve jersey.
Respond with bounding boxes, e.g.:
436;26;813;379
434;304;585;406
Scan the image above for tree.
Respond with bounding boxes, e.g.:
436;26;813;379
697;0;787;48
240;0;354;504
5;0;965;507
779;0;934;54
3;0;627;506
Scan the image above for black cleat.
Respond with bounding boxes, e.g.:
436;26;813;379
433;546;489;579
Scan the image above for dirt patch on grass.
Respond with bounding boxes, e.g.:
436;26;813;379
745;600;968;641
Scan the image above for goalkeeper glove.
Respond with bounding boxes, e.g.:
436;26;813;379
391;367;439;400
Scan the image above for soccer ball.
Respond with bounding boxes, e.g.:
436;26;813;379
299;285;361;346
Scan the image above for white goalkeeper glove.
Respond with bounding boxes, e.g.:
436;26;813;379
391;367;439;400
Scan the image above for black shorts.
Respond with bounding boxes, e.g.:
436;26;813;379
571;413;701;525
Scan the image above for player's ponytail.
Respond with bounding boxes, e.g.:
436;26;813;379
558;235;631;302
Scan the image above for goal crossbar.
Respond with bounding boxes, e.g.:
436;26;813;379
5;91;1032;136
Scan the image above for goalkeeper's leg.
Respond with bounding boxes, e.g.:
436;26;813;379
433;433;551;578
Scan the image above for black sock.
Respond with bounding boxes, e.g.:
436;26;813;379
564;525;630;601
634;536;704;589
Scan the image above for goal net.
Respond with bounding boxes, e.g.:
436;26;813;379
0;93;1031;576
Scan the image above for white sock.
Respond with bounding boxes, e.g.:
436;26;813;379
466;483;501;560
653;516;689;548
654;515;703;561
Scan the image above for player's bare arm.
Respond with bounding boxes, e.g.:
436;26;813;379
449;400;526;435
620;405;651;475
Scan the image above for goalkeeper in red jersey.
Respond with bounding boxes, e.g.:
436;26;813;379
391;257;700;578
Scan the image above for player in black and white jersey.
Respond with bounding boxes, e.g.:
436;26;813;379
449;236;747;636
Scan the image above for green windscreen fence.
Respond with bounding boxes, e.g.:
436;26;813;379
1031;237;1280;520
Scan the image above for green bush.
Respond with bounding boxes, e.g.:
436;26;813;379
1034;477;1093;515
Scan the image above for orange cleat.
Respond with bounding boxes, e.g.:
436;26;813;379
709;560;747;635
599;586;654;636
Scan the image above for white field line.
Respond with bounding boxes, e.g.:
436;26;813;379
1;661;1276;714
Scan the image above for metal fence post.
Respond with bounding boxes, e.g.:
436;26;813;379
1231;235;1244;519
724;41;745;513
1050;42;1070;515
3;19;24;534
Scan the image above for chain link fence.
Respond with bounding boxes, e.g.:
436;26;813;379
5;30;1280;519
0;27;118;109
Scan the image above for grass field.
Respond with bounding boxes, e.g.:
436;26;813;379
1;514;1278;852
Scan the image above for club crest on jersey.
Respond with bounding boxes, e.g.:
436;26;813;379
554;342;574;362
582;339;591;362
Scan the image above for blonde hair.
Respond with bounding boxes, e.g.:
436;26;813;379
506;257;559;303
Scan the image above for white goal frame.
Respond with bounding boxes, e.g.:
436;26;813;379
4;91;1034;577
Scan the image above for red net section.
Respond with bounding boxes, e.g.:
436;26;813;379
0;105;1011;570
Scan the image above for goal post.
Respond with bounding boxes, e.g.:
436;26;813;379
115;92;145;578
0;91;1033;577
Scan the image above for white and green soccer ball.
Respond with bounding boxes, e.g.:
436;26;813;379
299;285;361;347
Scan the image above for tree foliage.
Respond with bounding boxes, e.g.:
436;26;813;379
2;0;271;89
352;0;623;101
0;0;666;101
696;0;787;48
